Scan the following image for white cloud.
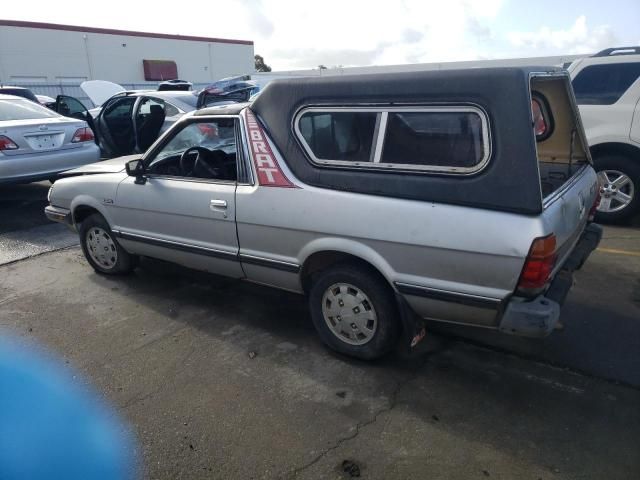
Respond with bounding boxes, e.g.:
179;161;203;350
507;15;617;55
241;0;505;69
7;0;627;72
4;0;505;69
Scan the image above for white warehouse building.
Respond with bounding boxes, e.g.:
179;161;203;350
0;19;255;85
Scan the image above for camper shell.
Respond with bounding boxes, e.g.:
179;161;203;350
252;67;593;214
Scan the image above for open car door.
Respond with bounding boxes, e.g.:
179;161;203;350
53;95;100;146
94;96;137;158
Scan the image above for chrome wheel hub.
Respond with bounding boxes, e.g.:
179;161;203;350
321;283;377;345
86;227;118;269
597;170;635;213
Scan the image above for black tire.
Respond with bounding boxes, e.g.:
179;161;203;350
79;213;138;275
593;155;640;224
308;263;400;360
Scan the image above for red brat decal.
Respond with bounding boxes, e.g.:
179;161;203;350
244;109;296;187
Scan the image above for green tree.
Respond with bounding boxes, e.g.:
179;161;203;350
254;55;272;72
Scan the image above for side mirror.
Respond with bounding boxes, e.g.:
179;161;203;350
125;159;146;185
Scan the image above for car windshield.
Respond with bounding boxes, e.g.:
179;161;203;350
0;98;61;121
0;88;39;103
168;94;198;109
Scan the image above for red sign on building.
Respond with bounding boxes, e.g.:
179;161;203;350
142;60;178;81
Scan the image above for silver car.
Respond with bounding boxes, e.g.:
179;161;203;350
46;68;602;360
49;90;199;158
0;94;100;184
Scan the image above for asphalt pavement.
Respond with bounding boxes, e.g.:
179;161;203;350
1;182;639;479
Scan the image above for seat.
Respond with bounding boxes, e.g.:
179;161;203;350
137;104;166;151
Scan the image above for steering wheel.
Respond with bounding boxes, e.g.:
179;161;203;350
179;146;216;177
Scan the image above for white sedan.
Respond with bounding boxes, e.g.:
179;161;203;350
0;94;100;185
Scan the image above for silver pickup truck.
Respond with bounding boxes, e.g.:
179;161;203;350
46;67;602;360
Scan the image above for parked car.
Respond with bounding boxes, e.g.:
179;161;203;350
36;94;57;109
196;76;259;108
50;89;199;158
158;79;193;91
0;86;40;104
45;68;601;360
568;46;640;222
0;94;100;184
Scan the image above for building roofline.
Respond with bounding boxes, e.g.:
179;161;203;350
0;19;254;46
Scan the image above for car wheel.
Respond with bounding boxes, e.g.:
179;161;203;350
594;155;639;224
308;263;399;360
79;213;137;275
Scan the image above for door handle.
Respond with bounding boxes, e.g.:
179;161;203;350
210;199;228;210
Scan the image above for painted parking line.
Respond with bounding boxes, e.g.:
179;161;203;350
596;247;640;257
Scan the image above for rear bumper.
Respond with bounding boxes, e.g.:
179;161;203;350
498;223;603;337
0;144;100;185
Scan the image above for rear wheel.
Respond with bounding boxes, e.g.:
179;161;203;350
79;213;137;275
308;263;399;360
594;155;639;223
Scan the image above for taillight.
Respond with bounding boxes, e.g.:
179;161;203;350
72;127;94;143
518;234;557;292
0;135;19;151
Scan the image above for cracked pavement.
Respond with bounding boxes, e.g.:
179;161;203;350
1;182;639;478
2;249;639;479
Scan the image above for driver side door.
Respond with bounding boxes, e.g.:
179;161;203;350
110;117;244;278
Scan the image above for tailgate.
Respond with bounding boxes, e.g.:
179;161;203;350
542;165;599;274
530;73;599;269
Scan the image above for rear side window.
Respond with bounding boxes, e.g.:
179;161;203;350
295;106;490;174
380;111;486;169
572;63;640;105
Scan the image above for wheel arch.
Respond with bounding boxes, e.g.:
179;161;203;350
70;196;112;227
590;142;640;163
298;239;398;295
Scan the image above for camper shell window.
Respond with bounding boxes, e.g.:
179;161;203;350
295;106;491;174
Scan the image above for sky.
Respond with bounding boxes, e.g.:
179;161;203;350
3;0;640;70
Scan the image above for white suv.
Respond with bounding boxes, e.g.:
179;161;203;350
568;46;640;223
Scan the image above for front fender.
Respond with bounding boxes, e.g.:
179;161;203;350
69;195;114;227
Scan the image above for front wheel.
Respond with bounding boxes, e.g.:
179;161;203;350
79;213;137;275
308;263;399;360
594;155;639;224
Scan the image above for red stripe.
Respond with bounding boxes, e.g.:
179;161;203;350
244;110;296;188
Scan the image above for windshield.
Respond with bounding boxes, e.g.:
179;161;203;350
0;88;39;103
169;94;198;109
0;98;61;121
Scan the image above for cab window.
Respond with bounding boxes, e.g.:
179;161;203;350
148;119;238;181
